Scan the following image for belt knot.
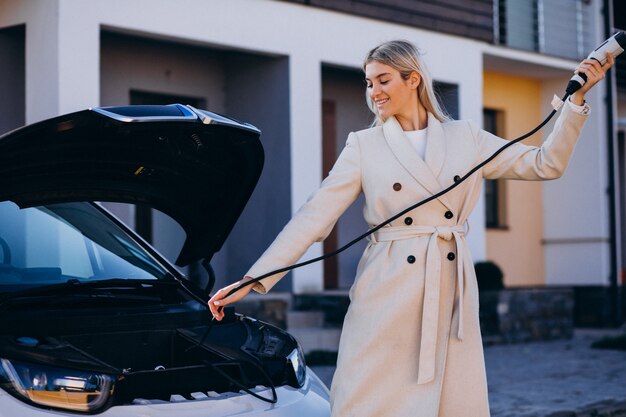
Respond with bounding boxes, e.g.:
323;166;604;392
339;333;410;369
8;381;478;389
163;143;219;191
435;226;454;240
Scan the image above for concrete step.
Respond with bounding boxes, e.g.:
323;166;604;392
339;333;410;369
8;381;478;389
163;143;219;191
288;327;342;354
286;310;325;329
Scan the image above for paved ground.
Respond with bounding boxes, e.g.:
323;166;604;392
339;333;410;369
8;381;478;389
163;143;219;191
310;328;626;416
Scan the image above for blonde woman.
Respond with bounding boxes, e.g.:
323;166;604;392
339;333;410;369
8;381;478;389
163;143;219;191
208;40;614;416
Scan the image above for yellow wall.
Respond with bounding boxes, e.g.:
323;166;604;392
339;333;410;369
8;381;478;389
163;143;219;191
483;72;545;287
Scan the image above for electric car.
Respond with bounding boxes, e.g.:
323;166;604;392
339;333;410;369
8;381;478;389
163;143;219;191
0;105;331;416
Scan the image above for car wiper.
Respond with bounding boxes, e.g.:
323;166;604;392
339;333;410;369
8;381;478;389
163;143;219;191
4;292;166;311
0;278;179;312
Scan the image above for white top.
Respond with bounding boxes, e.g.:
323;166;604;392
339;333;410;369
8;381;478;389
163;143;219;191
404;128;427;160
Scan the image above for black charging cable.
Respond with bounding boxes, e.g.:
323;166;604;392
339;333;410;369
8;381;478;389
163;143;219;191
211;92;570;312
203;359;278;404
180;326;279;404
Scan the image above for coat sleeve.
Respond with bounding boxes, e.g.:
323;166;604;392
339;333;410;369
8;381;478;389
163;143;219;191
244;131;363;294
470;99;589;180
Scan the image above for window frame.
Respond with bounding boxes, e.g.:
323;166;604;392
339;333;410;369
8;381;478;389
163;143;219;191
483;108;509;230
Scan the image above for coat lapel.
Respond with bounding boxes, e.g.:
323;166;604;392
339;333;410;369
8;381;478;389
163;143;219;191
424;112;446;181
382;113;452;211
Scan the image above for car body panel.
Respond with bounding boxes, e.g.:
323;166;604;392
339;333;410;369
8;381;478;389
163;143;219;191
0;370;330;417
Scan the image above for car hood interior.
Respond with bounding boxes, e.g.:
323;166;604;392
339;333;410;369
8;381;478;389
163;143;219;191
0;104;264;266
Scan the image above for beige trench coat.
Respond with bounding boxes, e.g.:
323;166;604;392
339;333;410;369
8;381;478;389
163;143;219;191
245;100;589;417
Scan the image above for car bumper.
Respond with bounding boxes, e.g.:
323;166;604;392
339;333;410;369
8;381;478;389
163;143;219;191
0;366;330;417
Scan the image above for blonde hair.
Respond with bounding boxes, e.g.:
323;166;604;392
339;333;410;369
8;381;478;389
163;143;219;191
362;40;452;127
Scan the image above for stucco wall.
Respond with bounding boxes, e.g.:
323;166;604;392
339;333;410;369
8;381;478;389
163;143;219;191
222;54;292;292
483;71;545;287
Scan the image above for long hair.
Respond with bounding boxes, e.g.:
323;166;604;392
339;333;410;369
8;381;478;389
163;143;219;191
362;40;452;127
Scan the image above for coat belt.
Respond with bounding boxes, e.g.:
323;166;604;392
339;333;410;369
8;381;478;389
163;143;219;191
368;223;467;384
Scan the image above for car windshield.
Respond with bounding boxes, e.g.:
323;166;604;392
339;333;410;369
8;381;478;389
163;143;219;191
0;201;170;293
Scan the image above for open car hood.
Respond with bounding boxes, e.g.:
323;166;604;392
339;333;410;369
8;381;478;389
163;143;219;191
0;104;264;266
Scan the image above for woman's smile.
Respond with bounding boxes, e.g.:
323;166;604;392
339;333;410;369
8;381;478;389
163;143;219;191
375;98;389;107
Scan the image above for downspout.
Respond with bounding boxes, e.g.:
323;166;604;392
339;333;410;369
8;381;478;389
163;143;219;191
602;0;622;326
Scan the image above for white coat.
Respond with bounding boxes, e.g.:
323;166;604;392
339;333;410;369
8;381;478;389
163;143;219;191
245;99;589;417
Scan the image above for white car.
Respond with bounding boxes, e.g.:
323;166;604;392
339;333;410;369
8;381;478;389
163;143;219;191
0;104;331;416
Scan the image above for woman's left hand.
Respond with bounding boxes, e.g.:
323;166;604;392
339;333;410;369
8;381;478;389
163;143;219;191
571;51;615;104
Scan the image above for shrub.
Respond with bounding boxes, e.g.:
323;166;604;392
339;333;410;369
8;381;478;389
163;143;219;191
474;260;504;291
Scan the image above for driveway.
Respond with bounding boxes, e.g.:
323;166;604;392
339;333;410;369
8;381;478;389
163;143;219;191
311;328;626;416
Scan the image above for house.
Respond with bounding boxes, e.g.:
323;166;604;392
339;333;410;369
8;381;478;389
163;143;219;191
0;0;623;335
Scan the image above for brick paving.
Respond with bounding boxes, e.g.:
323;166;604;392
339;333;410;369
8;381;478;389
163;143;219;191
310;329;626;416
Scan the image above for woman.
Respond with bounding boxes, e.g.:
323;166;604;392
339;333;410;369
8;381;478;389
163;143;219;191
208;41;614;416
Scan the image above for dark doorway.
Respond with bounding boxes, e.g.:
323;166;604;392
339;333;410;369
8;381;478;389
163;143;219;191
321;65;371;290
0;25;25;135
322;99;339;289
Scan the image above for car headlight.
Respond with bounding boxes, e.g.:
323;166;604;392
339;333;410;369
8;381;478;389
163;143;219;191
287;344;306;387
0;358;114;412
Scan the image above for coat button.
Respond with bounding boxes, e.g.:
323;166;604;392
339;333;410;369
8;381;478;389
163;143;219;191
454;175;461;183
444;211;454;219
404;217;413;225
447;252;456;261
393;182;402;191
407;255;416;264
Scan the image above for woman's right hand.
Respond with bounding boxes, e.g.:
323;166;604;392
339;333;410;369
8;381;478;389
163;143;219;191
571;51;615;104
207;276;255;321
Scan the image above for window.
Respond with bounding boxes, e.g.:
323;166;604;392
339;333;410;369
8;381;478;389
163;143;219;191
495;0;594;60
434;81;459;120
483;108;507;229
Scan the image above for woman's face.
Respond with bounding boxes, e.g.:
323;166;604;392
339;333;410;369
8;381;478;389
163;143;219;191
364;61;420;120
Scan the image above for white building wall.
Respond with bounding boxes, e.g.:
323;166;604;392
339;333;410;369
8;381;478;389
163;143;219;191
540;78;611;286
0;0;613;291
